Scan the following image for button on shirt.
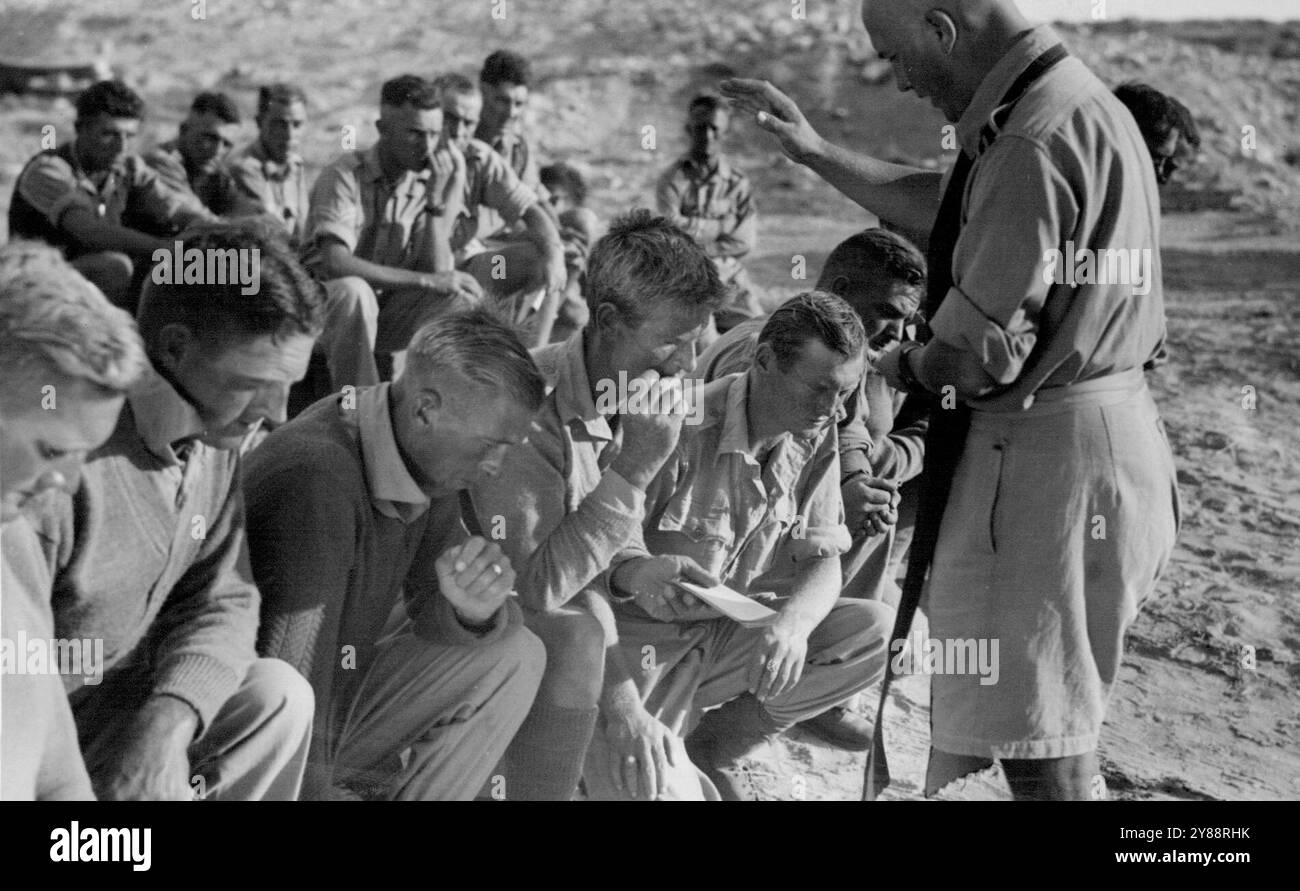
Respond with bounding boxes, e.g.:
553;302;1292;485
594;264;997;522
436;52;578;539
304;145;436;271
620;372;851;601
929;25;1167;412
229;140;308;246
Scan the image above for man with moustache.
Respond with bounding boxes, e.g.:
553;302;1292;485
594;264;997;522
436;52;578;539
8;222;324;800
724;0;1178;800
0;242;147;800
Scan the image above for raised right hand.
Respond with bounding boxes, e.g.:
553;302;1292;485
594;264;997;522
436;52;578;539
719;78;825;165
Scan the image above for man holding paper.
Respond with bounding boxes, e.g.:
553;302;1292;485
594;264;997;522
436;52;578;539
599;291;895;800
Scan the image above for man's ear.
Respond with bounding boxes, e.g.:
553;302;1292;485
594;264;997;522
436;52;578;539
155;323;196;375
593;302;623;338
753;340;778;374
413;387;443;428
926;10;959;55
826;274;852;297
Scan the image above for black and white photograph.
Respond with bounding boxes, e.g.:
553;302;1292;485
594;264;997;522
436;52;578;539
0;0;1294;867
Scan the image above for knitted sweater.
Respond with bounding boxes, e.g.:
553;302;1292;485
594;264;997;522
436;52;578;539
13;400;258;735
242;390;519;800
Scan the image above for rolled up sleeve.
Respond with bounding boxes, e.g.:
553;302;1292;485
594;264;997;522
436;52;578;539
480;150;537;228
305;164;362;254
15;156;96;228
788;433;852;562
929;136;1078;385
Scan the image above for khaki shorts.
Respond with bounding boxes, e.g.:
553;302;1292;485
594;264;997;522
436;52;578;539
927;370;1179;759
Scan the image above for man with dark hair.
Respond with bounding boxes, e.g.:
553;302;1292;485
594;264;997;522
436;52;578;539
656;94;763;336
471;208;727;799
0;241;147;800
7;221;325;800
144;91;251;216
244;308;546;800
1113;82;1197;186
229;84;310;246
697;227;928;750
539;161;603;341
304;73;483;391
476;49;544;199
590;290;895;800
725;0;1178;801
437;75;566;340
8;79;217;309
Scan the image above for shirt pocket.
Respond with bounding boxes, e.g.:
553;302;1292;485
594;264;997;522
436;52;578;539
655;490;736;553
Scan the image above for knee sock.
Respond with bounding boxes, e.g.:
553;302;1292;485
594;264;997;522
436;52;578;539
498;701;597;801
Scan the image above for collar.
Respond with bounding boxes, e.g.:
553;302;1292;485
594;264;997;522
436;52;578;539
248;139;303;179
680;153;731;183
354;382;429;523
128;362;207;464
718;372;759;458
359;143;432;189
956;24;1061;158
553;330;615;442
67;141;128;190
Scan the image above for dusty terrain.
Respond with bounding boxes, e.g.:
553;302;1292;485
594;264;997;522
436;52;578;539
1;0;1296;800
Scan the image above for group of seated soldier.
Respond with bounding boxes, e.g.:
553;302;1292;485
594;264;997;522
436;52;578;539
0;46;1195;801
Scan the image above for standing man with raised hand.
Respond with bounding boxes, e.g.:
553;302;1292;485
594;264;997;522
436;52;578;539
304;74;483;390
723;0;1178;800
0;241;147;800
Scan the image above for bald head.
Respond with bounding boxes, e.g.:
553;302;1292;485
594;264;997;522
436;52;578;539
860;0;1032;122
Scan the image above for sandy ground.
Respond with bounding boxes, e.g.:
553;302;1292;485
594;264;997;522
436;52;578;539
1;0;1296;800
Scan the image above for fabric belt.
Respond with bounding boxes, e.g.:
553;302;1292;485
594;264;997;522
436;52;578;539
971;368;1147;421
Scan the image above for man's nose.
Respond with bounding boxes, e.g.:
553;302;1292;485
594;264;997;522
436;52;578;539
33;465;71;497
479;443;510;478
247;384;290;427
665;341;697;376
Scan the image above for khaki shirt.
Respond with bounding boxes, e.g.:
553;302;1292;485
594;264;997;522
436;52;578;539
930;25;1166;412
229;140;308;245
618;372;850;601
304;145;435;270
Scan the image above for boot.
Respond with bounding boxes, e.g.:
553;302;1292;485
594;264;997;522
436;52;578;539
797;705;875;752
685;693;782;801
